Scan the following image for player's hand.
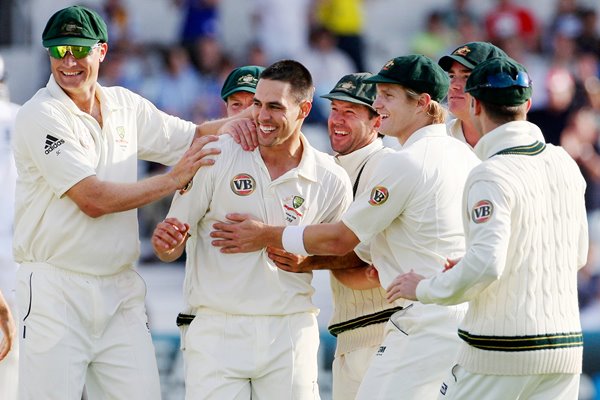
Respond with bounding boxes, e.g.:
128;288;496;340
0;294;15;362
218;118;258;151
151;217;190;254
266;247;311;272
169;135;221;193
386;270;424;303
210;213;268;253
443;257;461;272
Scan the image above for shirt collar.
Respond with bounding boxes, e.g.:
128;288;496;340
474;121;546;160
46;74;108;116
335;138;384;171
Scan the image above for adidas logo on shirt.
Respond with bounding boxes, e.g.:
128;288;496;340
45;134;65;155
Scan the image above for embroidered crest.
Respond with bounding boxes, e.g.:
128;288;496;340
283;195;307;223
237;73;258;86
382;59;394;70
230;173;256;196
453;46;471;56
368;186;389;206
471;200;493;223
292;196;304;209
115;126;128;149
61;23;83;35
338;81;356;91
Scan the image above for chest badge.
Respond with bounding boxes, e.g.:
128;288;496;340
231;173;256;196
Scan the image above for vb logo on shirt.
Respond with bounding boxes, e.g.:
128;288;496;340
369;186;389;206
471;200;494;223
230;173;256;196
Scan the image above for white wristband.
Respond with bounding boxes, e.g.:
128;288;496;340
281;225;310;256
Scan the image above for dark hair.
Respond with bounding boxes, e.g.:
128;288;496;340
482;102;528;124
260;59;314;104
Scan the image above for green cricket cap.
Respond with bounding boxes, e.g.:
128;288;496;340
365;55;449;102
42;5;108;47
439;42;508;71
320;72;377;111
220;65;265;101
465;57;532;106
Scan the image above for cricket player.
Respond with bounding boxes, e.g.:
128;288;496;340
12;6;223;399
266;72;399;399
387;57;588;400
0;53;19;399
210;54;480;399
438;41;508;148
151;59;353;399
220;65;265;116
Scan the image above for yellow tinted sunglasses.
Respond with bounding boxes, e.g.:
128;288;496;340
47;42;101;59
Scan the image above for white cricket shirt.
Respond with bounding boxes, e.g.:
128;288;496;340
169;134;353;315
13;76;196;275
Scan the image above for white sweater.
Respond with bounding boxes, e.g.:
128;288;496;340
417;121;588;375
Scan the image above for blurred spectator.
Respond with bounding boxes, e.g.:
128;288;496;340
299;25;355;124
251;0;311;62
101;0;140;51
527;67;579;145
543;0;582;54
484;0;539;51
577;8;600;58
314;0;365;71
410;10;456;60
439;0;480;31
175;0;220;52
152;45;203;121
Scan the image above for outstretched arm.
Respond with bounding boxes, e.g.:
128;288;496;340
211;214;360;256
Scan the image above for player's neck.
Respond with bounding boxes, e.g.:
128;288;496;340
260;137;303;180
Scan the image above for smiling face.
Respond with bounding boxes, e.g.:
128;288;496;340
327;99;380;155
447;61;472;120
372;83;417;141
49;42;107;102
252;78;309;148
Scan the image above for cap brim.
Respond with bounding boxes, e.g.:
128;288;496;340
43;37;99;47
363;74;400;84
320;92;375;110
221;87;257;101
438;55;475;71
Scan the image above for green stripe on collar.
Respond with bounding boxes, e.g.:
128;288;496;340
458;329;583;352
493;141;546;156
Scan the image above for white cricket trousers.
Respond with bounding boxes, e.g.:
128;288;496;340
438;364;580;399
16;263;161;400
331;344;379;400
180;309;321;399
356;303;466;400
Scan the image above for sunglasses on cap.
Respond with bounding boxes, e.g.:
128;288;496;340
471;71;532;90
47;42;101;60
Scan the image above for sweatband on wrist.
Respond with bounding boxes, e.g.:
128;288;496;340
282;225;310;256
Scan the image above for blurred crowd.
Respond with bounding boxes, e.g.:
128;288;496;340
83;0;600;329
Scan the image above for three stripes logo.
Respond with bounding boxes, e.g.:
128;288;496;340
44;134;64;155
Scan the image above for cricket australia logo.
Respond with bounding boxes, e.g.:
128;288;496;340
453;46;471;56
230;173;256;196
338;81;356;91
382;59;394;70
471;200;493;223
283;195;306;223
238;74;258;87
44;134;65;155
368;186;388;206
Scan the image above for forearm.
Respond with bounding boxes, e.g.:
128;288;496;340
67;173;180;218
332;266;380;290
301;222;359;256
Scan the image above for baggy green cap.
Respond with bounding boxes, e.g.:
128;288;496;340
320;72;377;111
465;57;532;106
438;42;508;71
220;65;265;101
42;5;108;47
365;55;449;102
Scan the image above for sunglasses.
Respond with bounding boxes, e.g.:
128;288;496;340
47;42;101;59
469;71;532;90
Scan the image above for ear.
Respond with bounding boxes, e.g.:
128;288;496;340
524;98;532;113
373;114;382;129
470;97;482;117
417;92;432;112
299;100;312;119
99;42;108;62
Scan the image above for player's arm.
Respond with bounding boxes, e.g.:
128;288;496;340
266;247;366;273
66;135;219;218
0;289;15;362
211;216;360;256
151;217;190;262
332;265;381;290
